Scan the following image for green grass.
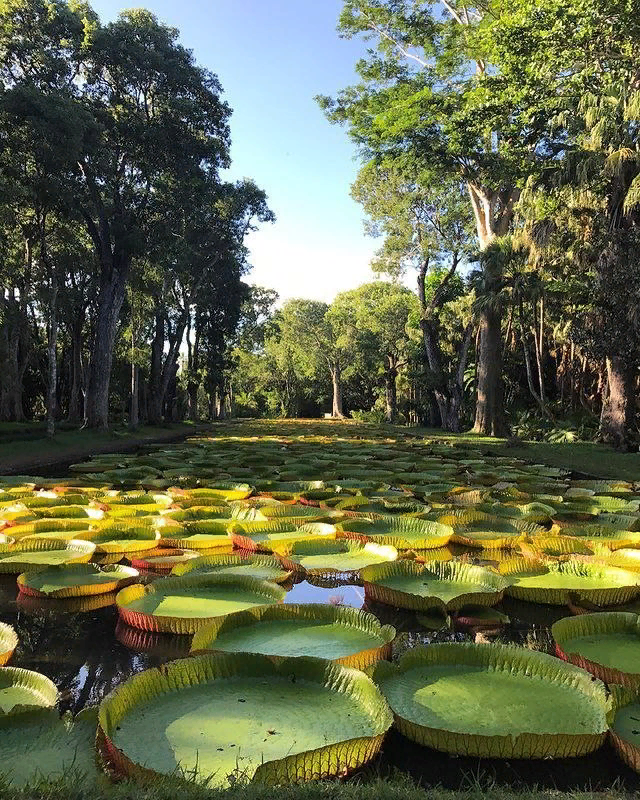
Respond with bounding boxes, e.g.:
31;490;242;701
0;772;636;800
0;416;638;482
0;423;202;475
408;427;640;482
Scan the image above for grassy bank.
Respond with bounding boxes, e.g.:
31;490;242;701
407;427;640;482
0;417;638;482
0;423;205;475
0;773;636;800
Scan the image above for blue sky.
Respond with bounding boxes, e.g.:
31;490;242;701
90;0;383;303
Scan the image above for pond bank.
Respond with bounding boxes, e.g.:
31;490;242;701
0;422;214;476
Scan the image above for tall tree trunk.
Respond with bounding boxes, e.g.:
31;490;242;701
67;314;85;423
599;356;635;450
147;306;165;425
148;298;189;425
85;265;128;429
417;257;470;432
130;364;139;429
534;295;546;407
46;273;58;438
472;307;509;436
331;364;344;418
188;382;199;421
443;323;474;432
187;313;201;422
0;307;27;422
385;361;398;423
467;183;517;436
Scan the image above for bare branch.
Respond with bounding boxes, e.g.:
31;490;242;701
440;0;464;26
362;11;429;69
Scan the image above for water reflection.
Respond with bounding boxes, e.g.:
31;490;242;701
284;580;365;608
0;566;639;791
115;620;193;660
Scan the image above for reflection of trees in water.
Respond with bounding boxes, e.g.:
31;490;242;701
9;604;155;713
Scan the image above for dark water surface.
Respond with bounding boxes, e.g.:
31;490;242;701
2;570;639;791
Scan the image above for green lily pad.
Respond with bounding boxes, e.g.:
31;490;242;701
552;612;640;688
338;516;452;550
170;553;292;583
17;563;139;598
191;604;395;669
0;707;102;788
230;522;336;553
117;573;286;634
274;540;398;577
0;667;58;714
360;560;509;612
0;624;18;666
0;539;95;573
98;653;392;786
610;686;640;774
372;643;610;758
500;558;640;606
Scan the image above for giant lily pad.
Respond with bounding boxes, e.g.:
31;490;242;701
98;652;392;786
609;685;640;774
0;667;58;714
372;643;611;758
552;612;640;688
559;525;640;551
17;563;139;599
360;560;509;612
170;553;293;583
230;521;336;553
499;558;640;606
190;604;395;669
5;518;94;541
437;512;538;549
116;573;286;634
158;521;233;550
129;548;200;573
79;522;161;554
0;539;95;573
0;623;18;666
607;549;640;571
0;707;102;788
337;516;452;550
273;539;398;579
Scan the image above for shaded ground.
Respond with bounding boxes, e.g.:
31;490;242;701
0;418;638;481
0;423;211;476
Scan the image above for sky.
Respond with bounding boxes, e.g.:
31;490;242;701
90;0;384;304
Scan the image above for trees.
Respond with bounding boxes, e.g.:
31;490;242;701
279;299;353;418
76;10;232;428
351;161;474;429
487;0;640;448
144;178;273;424
0;1;273;429
332;282;419;422
318;0;548;435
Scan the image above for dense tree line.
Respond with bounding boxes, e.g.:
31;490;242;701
0;0;273;431
2;0;639;451
308;0;640;449
232;0;640;449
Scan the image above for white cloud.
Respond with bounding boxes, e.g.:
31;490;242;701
243;227;382;304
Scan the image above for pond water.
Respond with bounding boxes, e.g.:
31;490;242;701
2;569;639;791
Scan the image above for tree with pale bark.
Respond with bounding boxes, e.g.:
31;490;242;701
351;161;475;430
317;0;568;435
